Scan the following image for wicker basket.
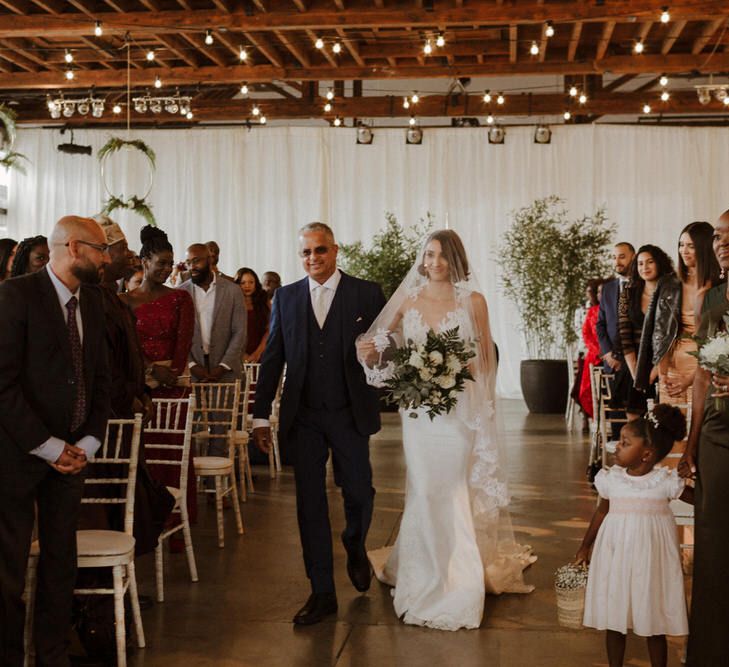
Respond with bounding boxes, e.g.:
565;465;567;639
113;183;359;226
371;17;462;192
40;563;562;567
555;584;586;629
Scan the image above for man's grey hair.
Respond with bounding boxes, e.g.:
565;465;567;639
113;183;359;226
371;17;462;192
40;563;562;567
299;222;335;243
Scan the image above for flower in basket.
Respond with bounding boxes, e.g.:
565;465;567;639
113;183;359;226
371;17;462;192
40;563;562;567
689;314;729;410
382;326;476;420
554;563;589;629
554;563;589;591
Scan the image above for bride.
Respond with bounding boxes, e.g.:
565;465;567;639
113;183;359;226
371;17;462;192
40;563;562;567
357;229;535;631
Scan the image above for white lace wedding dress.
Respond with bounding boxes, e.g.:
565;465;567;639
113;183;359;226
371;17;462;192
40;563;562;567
370;306;487;631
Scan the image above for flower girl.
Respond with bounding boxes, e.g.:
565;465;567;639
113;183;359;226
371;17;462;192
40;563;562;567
575;404;694;667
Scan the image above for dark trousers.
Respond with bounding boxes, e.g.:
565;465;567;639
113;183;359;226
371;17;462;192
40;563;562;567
289;406;374;595
0;456;84;667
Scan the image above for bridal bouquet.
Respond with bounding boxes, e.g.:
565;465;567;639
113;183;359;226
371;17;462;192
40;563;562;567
383;326;476;420
689;314;729;410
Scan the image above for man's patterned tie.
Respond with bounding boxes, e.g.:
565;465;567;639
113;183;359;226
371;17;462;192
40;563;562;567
66;296;86;432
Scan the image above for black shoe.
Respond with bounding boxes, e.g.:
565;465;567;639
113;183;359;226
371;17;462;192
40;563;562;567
345;545;372;592
292;593;338;625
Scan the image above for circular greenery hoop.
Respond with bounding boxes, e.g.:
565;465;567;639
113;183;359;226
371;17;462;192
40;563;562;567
0;103;28;172
99;137;157;226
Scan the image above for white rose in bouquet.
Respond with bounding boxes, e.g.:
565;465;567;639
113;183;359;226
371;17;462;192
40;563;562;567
408;351;425;369
436;374;456;389
429;350;443;365
419;367;433;381
446;354;462;374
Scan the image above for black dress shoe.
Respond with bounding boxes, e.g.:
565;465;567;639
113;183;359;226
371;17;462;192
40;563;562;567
293;593;338;625
346;546;372;592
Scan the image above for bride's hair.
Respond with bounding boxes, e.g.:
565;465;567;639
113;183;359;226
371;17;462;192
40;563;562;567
418;229;470;282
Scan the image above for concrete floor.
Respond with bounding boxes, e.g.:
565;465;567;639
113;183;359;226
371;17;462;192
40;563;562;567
128;400;686;667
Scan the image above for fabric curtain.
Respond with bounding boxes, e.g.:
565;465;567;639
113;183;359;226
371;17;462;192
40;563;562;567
7;124;729;397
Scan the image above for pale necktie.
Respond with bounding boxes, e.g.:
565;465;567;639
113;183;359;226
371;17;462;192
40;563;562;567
313;285;328;328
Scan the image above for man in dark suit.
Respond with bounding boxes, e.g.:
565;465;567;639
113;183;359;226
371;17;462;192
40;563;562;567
253;222;386;625
0;216;111;666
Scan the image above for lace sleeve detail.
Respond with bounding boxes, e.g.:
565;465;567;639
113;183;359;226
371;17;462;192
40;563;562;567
364;361;395;388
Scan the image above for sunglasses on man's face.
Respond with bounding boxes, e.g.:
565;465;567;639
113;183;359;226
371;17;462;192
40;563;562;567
66;240;110;253
299;246;330;258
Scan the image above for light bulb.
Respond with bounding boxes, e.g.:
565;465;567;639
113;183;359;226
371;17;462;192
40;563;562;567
408;116;416;126
486;113;494;125
483;91;492;103
333;116;342;127
113;104;122;114
496;93;505;105
563;110;571;120
634;40;644;54
324;102;332;112
146;50;155;61
436;34;445;47
643;103;651;114
660;90;670;102
660;7;670;23
723;97;729;106
186;110;193;119
94;21;102;37
205;30;214;45
332;42;341;54
239;47;248;61
154;75;162;88
403;97;410;109
423;40;433;55
260;115;267;124
569;85;578;97
578;93;587;104
545;21;555;38
64;50;73;63
659;75;669;87
411;92;419;104
530;41;539;56
251;104;260;116
65;69;74;80
315;37;324;49
240;83;248;95
326;89;334;101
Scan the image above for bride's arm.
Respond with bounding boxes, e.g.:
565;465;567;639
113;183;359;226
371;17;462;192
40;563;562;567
470;292;496;373
356;306;405;364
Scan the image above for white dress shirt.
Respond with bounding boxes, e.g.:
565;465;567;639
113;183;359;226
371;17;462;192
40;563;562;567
192;272;217;355
253;269;341;430
30;266;101;464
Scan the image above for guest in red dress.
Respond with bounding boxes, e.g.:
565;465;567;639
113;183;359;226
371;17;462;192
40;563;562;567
234;267;271;363
579;279;605;418
122;226;196;524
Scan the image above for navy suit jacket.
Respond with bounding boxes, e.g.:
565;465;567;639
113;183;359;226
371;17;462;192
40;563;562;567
253;271;386;439
596;277;622;371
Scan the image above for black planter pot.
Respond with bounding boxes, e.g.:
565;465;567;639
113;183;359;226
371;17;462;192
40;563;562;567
520;359;569;414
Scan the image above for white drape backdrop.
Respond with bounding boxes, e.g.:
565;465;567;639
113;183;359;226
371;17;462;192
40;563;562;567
6;125;729;397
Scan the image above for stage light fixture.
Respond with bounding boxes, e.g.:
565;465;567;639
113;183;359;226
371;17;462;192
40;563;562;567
534;125;552;144
356;125;373;145
406;126;423;145
488;126;505;144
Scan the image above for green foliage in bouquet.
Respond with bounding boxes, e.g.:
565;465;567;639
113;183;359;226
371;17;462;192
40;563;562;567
339;211;434;299
384;327;476;420
498;196;615;359
688;313;729;410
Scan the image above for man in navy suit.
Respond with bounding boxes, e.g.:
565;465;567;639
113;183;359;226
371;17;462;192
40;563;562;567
253;222;386;625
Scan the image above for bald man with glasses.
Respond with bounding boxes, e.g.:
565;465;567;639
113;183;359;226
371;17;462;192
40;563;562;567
0;216;111;666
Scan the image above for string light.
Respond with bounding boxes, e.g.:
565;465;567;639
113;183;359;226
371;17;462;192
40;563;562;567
530;41;539;56
113;104;122;114
496;93;505;105
326;89;334;101
324;102;332;112
94;21;102;37
723;97;729;107
239;47;248;61
423;39;433;55
260;115;267;124
205;30;214;45
436;34;446;48
146;50;155;61
315;37;324;49
332;41;342;54
153;75;161;88
483;91;492;103
660;90;670;102
486;113;494;125
333;116;342;127
403;97;410;109
64;50;73;63
634;40;644;54
65;69;74;80
411;92;419;104
563;110;571;120
240;83;249;95
569;85;578;97
186;110;193;120
545;21;555;38
251;104;260;116
578;93;587;104
409;116;417;126
659;75;669;87
660;7;670;23
643;103;652;114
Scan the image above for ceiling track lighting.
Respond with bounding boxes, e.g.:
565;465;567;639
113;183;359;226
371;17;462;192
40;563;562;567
406;125;423;145
534;125;552;144
695;84;729;105
131;92;191;117
356;124;374;145
47;94;106;119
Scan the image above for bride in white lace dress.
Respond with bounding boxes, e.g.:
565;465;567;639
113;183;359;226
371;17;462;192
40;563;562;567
358;230;535;631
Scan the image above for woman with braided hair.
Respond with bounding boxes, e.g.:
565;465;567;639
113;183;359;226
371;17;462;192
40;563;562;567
10;235;48;277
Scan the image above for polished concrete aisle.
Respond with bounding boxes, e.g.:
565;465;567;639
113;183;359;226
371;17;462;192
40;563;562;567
129;400;686;667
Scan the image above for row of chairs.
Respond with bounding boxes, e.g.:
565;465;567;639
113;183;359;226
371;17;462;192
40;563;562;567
24;364;284;667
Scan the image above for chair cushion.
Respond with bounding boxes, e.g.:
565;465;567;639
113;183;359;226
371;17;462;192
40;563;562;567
194;455;233;472
77;530;136;557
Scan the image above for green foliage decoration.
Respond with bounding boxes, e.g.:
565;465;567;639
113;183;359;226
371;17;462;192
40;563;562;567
0;103;28;173
98;136;156;168
497;195;615;359
102;195;156;227
339;211;434;299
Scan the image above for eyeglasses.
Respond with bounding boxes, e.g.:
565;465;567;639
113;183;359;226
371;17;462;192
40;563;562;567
66;240;110;253
299;246;330;257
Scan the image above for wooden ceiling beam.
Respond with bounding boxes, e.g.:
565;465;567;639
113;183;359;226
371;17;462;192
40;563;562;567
0;38;60;71
602;73;637;92
66;0;96;15
337;28;364;66
596;21;615;60
0;0;33;14
307;28;337;66
1;3;728;38
180;32;229;68
692;18;725;54
567;21;582;62
0;47;38;72
156;34;201;68
243;31;285;68
508;24;516;64
661;19;688;55
274;29;310;67
14;89;727;125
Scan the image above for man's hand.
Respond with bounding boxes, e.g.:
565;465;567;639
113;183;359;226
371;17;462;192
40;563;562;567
712;373;729;398
51;444;87;475
253;426;272;454
678;448;696;480
208;365;226;381
603;352;621;372
152;364;179;387
190;364;209;382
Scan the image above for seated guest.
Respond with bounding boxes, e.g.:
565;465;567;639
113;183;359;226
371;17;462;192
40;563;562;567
10;234;49;277
578;278;604;419
0;237;16;282
235;267;271;363
680;209;729;666
262;270;281;304
619;244;674;419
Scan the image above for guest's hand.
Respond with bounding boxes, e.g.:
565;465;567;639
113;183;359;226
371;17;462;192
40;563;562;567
152;364;179;387
603;352;621;372
51;445;87;475
190;364;209;382
665;377;691;399
208;365;225;381
134;394;155;425
678;448;696;479
253;426;272;454
711;373;729;398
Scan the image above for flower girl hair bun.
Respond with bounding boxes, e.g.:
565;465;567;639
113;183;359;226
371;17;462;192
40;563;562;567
639;404;687;461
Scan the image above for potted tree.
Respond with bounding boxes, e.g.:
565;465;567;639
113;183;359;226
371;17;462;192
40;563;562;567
498;196;614;413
